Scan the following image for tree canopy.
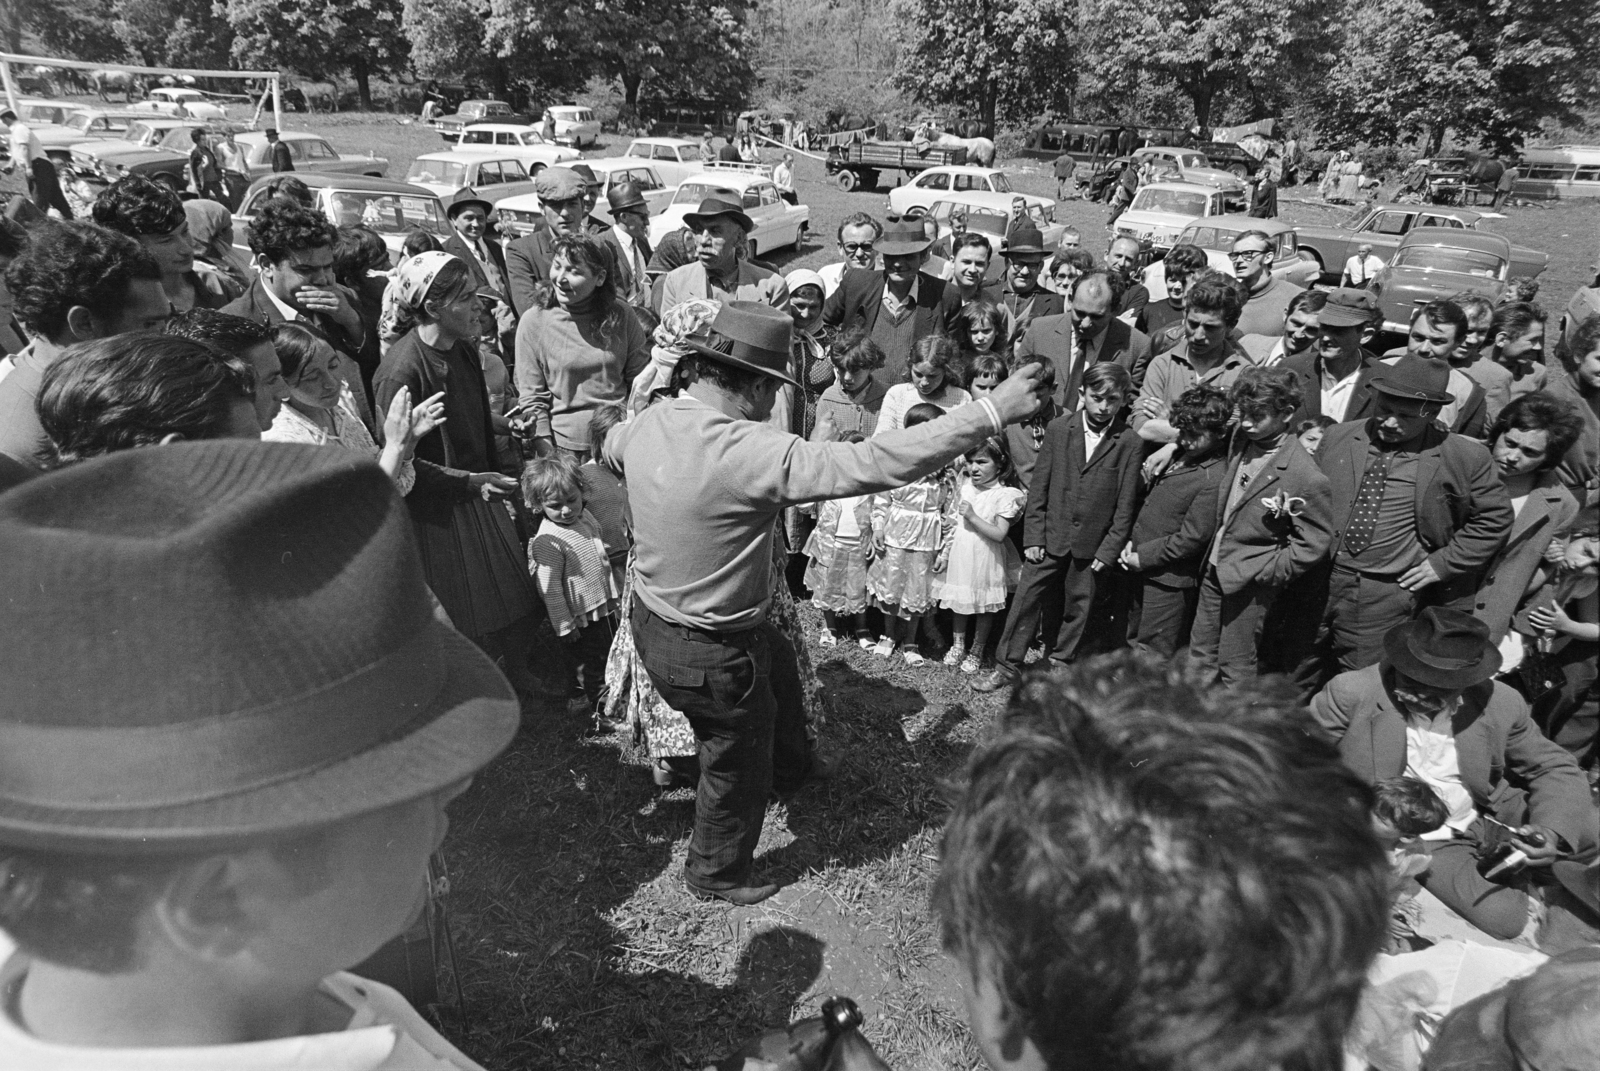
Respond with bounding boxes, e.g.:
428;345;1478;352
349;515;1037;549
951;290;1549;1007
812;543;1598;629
222;0;409;108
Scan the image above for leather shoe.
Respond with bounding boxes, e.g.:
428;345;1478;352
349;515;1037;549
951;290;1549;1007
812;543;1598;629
688;881;782;906
970;667;1018;694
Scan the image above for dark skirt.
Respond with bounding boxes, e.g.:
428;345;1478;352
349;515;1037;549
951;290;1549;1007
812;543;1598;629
410;494;535;640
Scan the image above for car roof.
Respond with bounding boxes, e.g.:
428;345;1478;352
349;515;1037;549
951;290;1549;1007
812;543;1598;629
1395;229;1510;252
630;137;695;148
922;165;1002;175
461;122;539;133
462;100;507;108
1135;181;1220;194
1369;202;1484;223
494;193;540;211
235;130;328;144
548;106;587;114
1140;145;1204;154
414;149;522;161
576;156;658;174
68;110;151;121
679;170;770;190
1183;214;1292;236
930;190;1027;210
241;173;430;197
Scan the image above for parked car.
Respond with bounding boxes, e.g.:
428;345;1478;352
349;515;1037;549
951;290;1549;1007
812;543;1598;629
1141;216;1320;301
233;174;449;261
1195;141;1261;178
403;150;541;205
648;171;808;255
886;165;1050;217
1294;202;1548;283
68;118;240;177
922;190;1066;253
1112;181;1248;252
544;105;600;148
452;124;579;171
624;138;709;186
494;159;673;237
1371;229;1516;335
1130;146;1246;191
31;110;151;163
431;99;521;141
15;98;84;126
228;131;388;181
132;87;228;120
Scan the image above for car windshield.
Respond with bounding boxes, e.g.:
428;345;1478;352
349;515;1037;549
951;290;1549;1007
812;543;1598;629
677;145;702;161
1178;153;1208;168
990;172;1012;193
158;127;199;150
406;159;470;187
325;191;447;237
1131;188;1207;215
66;114;97;132
1392;245;1506;278
24;105;69;124
671;182;730;205
125;122;160;144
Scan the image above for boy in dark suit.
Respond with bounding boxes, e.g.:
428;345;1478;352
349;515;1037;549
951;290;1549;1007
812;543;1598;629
1118;384;1231;657
975;362;1142;691
1190;365;1335;686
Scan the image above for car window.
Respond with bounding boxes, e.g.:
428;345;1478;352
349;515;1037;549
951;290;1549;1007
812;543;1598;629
1130;188;1207;215
326;191;447;236
1372;211;1410;235
406;158;469;186
307;139;338;160
1417;214;1463;229
1187;226;1218;249
626;143;648;158
953;173;981;191
1392;245;1506;278
578;110;593;122
1575;166;1600;182
672;182;727;206
759;185;779;205
679;145;702;161
930;201;952;222
502;159;528;181
496;132;518;146
742;189;761;210
1220;190;1247;214
476;162;502;185
991;172;1012;193
240;190;271;216
651;144;676;161
921;172;950;191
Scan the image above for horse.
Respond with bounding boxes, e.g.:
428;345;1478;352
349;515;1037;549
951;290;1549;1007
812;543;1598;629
936;133;995;167
90;70;141;102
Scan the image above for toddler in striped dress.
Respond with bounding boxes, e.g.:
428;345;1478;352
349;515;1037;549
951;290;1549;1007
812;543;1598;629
524;454;621;719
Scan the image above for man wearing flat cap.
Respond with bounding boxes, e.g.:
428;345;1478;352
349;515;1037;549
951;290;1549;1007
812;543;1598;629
0;441;519;1066
1311;607;1597;940
605;301;1048;905
822;217;963;385
1280;287;1384;424
1290;355;1513;692
656;195;788;318
565;163;612;235
505;166;595;317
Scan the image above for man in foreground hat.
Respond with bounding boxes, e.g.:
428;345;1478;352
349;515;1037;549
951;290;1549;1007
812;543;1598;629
1372;298;1488;438
822;217;962;384
605;301;1048;904
598;182;653;307
656;194;788;318
1310;607;1596;940
0;441;518;1066
505;166;595;317
1291;355;1512;691
997;216;1063;343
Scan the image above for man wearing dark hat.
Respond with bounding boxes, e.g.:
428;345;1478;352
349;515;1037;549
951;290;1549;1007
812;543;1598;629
998;216;1064;343
598;182;653;307
605;301;1048;904
565;163;612;235
1311;607;1597;939
656;194;788;318
821;217;962;384
504;166;593;317
264;127;293;173
0;440;519;1065
442;192;515;353
1370;298;1489;438
1281;287;1383;423
1293;355;1513;688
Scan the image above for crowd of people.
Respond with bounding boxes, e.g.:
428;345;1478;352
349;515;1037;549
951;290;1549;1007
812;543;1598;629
0;151;1595;1070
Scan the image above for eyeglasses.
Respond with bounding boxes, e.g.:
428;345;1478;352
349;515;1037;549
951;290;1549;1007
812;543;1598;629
1228;248;1268;261
841;242;876;254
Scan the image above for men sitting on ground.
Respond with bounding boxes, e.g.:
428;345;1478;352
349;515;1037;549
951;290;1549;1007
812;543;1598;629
0;220;170;470
822;218;962;385
1229;229;1306;337
0;439;521;1068
656;195;788;319
1311;608;1597;941
937;652;1391;1071
817;213;882;296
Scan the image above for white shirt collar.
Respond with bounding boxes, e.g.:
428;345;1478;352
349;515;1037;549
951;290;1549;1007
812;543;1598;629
259;278;300;322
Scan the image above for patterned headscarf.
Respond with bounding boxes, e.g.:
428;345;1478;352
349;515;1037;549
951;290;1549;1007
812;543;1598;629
378;251;463;346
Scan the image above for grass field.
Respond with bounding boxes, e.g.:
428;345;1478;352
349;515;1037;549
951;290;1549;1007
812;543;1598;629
6;109;1599;1068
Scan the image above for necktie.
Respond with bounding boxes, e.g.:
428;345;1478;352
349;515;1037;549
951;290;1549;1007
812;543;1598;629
1342;448;1392;555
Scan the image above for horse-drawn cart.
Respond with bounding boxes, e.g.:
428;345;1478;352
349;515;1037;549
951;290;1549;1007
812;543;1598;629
825;140;968;191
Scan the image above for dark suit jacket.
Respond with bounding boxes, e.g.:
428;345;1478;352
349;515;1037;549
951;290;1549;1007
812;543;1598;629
1280;348;1380;423
1311;664;1598;859
505;229;559;317
220;277;364;358
596;228;653;303
441;231;509;297
1014;314;1154;408
1363;351;1488;438
1210;434;1335;594
1317;421;1513;600
1472;474;1579;642
821;267;962;383
1022;410;1142;563
1000;285;1065;343
1130;451;1227;587
269;141;293;172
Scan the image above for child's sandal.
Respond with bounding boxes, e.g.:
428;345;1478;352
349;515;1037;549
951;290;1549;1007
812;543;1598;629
960;652;984;674
942;643;967;667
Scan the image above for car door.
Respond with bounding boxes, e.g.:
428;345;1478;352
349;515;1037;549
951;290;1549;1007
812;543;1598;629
1356;209;1413;260
499;158;535;198
741;185;773;251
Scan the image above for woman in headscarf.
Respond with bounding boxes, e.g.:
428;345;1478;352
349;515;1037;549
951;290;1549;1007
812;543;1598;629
182;197;252;293
371;251;539;695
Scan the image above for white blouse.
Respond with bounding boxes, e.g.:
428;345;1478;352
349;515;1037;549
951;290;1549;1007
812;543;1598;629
263;387;415;496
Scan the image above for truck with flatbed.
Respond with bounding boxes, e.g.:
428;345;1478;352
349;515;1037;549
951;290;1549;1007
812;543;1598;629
825;140;968;191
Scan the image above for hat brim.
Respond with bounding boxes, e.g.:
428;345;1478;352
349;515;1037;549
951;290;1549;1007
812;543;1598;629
1383;622;1501;689
683;337;799;388
0;621;520;855
447;197;495;219
684;208;754;232
877;238;931;256
1003;245;1047;258
1318;309;1372;328
1369;378;1453;405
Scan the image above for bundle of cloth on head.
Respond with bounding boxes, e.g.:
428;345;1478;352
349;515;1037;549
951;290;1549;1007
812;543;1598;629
627;297;721;409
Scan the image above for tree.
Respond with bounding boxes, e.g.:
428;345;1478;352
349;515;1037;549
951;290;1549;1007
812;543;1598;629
114;0;232;68
0;0;123;62
1075;0;1331;130
893;0;1077;135
222;0;409;109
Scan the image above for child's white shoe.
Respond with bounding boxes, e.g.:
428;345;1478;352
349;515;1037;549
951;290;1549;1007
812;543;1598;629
901;645;925;667
872;636;895;658
942;643;967;667
817;627;838;648
960;652;984;674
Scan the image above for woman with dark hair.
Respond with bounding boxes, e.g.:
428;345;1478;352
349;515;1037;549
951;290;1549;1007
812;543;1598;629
35;331;259;465
514;233;650;460
1475;391;1585;655
91;176;239;313
333;224;392;396
372;252;537;689
262;321;442;493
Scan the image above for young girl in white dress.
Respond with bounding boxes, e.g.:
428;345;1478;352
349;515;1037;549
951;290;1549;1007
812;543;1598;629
934;436;1026;673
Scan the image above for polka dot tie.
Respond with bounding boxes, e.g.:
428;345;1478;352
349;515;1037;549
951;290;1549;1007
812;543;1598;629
1342;448;1392;555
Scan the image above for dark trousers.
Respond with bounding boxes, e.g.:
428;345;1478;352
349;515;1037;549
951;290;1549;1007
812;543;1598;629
996;551;1104;672
566;614;615;704
1418;819;1535;941
632;602;810;891
1130;577;1198;658
26;157;72;219
1290;564;1417;697
1189;565;1280;687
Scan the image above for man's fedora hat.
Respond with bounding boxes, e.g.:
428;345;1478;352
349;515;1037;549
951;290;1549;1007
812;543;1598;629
684;194;754;233
0;442;520;854
606;181;649;215
876;218;932;256
568;162;602;189
684;300;798;387
1370;354;1453;405
1319;287;1378;328
446;191;494;219
1002;217;1048;258
1382;606;1501;689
